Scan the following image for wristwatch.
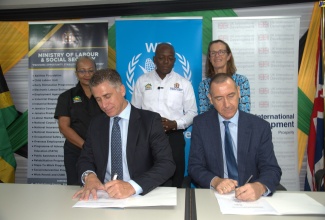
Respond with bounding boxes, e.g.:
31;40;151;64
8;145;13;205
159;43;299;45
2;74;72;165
81;170;96;185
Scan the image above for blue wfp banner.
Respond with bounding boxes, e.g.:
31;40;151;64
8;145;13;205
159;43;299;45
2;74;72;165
116;18;202;176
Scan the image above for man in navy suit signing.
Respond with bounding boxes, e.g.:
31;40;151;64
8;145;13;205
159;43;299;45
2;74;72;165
73;68;175;200
188;73;281;201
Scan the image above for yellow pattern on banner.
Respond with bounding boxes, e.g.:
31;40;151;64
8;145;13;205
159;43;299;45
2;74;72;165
108;46;116;69
28;24;64;57
0;92;14;109
297;2;321;170
0;158;15;183
0;22;28;74
298;3;321;100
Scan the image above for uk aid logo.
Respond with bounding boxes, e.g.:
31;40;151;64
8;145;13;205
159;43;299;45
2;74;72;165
125;43;192;95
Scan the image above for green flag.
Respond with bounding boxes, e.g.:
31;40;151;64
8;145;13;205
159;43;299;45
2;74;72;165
0;66;18;183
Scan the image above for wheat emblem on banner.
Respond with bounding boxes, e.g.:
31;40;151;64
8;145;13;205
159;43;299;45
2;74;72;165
126;53;141;95
176;53;192;81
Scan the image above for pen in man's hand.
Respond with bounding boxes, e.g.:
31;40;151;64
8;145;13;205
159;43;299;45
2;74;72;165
235;175;254;198
235;175;253;190
244;175;253;185
112;173;118;180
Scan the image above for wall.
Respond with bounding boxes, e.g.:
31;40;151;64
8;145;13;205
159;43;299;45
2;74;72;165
4;2;314;189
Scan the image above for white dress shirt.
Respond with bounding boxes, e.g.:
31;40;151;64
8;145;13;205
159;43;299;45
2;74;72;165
131;70;197;129
104;102;142;195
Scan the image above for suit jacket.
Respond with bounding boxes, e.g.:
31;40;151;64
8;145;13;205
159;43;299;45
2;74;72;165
77;105;176;195
188;109;281;193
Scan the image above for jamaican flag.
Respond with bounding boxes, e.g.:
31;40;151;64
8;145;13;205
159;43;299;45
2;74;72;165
0;66;18;183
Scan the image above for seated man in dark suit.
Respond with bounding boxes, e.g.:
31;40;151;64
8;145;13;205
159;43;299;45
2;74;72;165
73;68;175;200
188;73;281;201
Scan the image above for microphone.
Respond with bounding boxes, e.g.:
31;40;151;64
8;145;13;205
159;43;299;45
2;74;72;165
158;86;164;90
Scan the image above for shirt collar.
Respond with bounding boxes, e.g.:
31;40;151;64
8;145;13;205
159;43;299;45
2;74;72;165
114;101;131;121
154;69;174;80
218;110;239;126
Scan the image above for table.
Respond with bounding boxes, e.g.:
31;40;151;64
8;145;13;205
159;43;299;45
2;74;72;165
0;183;185;220
1;183;324;220
195;189;325;220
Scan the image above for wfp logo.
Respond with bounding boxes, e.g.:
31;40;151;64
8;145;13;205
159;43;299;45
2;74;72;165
125;43;192;95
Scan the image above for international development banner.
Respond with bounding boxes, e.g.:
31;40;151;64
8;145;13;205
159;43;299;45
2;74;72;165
116;18;202;175
212;17;300;190
28;21;108;184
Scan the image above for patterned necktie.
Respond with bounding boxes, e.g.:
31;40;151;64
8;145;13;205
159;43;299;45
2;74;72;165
111;116;123;180
223;121;238;181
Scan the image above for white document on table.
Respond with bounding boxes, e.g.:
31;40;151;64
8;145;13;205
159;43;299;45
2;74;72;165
73;187;177;208
215;191;278;215
215;191;325;215
265;193;325;215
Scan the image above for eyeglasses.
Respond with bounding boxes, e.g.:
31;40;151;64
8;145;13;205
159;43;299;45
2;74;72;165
77;70;95;75
209;50;228;57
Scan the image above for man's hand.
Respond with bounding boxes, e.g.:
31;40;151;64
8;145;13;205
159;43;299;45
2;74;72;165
72;173;105;200
104;180;136;199
161;117;177;132
212;177;238;194
235;182;266;201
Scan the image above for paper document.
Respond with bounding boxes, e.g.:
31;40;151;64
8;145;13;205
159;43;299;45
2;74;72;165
73;187;177;208
215;191;278;215
215;191;325;215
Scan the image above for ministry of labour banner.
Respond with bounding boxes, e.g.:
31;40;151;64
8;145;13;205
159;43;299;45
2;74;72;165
116;18;202;175
28;21;108;184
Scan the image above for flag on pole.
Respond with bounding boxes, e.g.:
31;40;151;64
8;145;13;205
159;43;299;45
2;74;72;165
304;34;324;191
0;66;18;183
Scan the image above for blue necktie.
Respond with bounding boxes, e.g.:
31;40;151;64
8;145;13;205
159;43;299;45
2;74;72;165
223;121;238;181
111;117;123;180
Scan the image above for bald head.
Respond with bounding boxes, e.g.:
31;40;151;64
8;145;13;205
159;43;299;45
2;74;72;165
153;43;176;79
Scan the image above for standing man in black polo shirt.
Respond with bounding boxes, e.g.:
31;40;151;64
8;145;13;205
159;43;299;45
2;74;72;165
54;56;102;185
131;43;198;187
